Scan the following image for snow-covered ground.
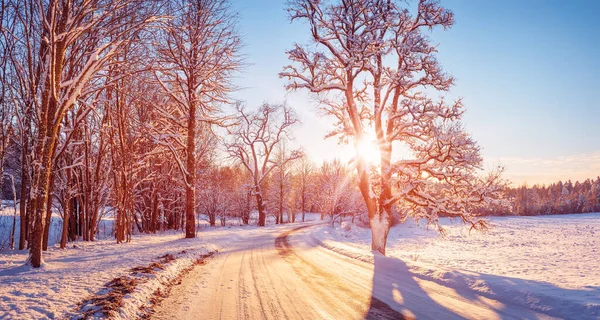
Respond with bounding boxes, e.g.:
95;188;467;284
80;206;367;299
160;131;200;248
0;227;243;319
3;211;596;319
0;211;323;319
0;203;315;250
311;213;600;318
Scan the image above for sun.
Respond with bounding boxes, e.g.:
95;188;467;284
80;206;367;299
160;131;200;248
356;135;380;164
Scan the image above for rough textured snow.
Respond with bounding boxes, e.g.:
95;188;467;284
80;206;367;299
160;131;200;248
313;213;600;319
153;219;569;319
0;228;243;319
2;212;597;319
0;212;323;319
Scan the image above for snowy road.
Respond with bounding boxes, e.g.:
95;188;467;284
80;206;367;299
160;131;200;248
152;224;554;320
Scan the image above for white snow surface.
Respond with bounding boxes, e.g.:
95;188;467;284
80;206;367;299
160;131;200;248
0;228;247;319
0;212;324;319
1;212;598;319
312;213;600;319
0;203;114;250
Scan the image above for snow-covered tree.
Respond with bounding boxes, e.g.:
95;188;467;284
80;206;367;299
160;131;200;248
314;159;358;223
292;155;316;222
154;0;242;239
4;0;160;267
281;0;507;254
228;166;254;225
0;0;34;251
270;142;297;224
198;167;234;227
0;14;14;189
226;103;303;226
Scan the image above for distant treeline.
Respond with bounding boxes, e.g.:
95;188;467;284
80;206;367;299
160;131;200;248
476;177;600;216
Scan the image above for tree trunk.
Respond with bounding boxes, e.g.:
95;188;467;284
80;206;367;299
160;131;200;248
68;198;78;241
180;208;185;231
301;184;306;222
133;212;143;233
87;186;98;241
60;193;70;249
242;189;251;225
369;209;392;255
18;139;29;250
185;102;196;238
116;208;124;243
277;181;283;224
42;172;56;251
151;191;158;233
9;175;17;250
278;184;284;224
83;131;91;241
29;134;55;267
356;153;390;255
29;4;70;266
81;190;88;241
89;125;105;241
79;194;85;238
89;205;98;241
256;191;265;227
29;84;61;263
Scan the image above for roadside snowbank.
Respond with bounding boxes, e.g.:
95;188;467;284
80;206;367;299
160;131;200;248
0;228;244;319
310;213;600;319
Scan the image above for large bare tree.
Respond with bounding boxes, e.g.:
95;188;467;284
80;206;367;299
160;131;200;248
281;0;506;254
154;0;242;238
226;104;303;226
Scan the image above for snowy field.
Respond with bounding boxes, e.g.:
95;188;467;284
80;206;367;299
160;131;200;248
312;213;600;318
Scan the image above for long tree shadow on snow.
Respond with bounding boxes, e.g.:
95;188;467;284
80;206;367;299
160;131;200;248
365;253;599;320
365;253;463;319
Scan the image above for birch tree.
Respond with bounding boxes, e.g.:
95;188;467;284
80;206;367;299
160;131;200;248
226;104;303;226
281;0;507;254
154;0;242;239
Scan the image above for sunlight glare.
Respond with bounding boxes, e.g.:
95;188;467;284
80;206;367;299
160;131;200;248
356;135;380;165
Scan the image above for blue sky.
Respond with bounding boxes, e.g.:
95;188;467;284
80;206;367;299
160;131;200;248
228;0;600;186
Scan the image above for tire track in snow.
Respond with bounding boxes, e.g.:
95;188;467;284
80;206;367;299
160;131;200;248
152;224;548;319
249;238;271;320
237;249;250;319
